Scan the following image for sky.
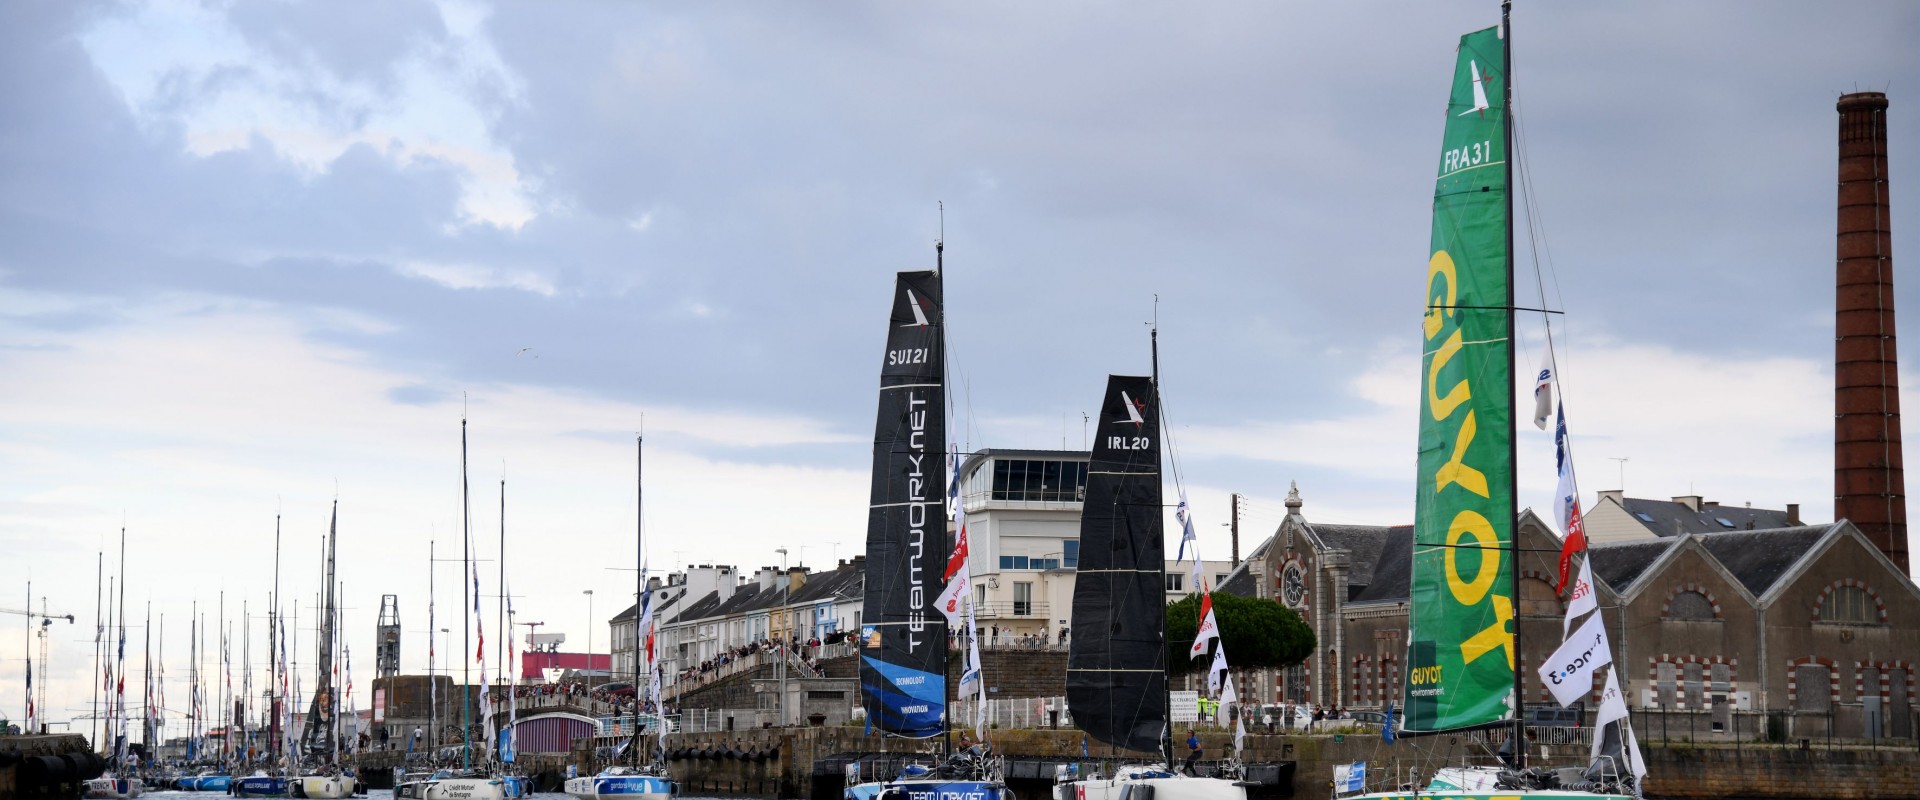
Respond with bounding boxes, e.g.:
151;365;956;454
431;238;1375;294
1;0;1914;739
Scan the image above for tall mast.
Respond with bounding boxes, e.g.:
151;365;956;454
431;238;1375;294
936;217;955;760
1501;0;1525;769
429;538;436;755
461;415;472;771
92;552;103;752
269;513;281;762
115;526;127;769
641;433;656;771
491;473;499;759
142;604;151;754
1150;308;1174;771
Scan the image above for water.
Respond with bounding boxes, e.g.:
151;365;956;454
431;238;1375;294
139;793;740;800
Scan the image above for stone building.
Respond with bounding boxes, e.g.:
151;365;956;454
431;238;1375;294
1220;485;1920;740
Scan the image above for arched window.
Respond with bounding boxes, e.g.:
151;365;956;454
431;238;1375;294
1824;586;1877;624
1518;576;1560;617
1668;591;1716;621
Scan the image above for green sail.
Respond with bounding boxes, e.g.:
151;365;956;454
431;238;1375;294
1404;24;1515;734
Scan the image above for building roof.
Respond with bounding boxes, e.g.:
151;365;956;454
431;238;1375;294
1348;526;1416;604
1694;523;1837;597
1308;523;1398;594
1586;539;1676;594
1616;496;1802;537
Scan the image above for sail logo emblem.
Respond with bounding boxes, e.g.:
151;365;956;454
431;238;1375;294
1117;391;1147;427
1458;59;1491;117
901;290;930;327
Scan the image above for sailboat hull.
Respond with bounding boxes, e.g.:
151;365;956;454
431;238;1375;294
233;775;290;797
426;777;510;800
81;777;144;799
297;775;358;798
565;773;677;799
847;778;1006;800
1055;776;1243;800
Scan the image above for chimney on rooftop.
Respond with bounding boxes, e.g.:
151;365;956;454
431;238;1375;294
1787;503;1802;526
1834;91;1909;573
1673;495;1703;512
787;566;808;592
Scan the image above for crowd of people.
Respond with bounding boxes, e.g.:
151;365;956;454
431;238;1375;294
676;636;834;684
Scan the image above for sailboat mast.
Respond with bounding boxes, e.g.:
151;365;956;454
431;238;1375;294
1501;0;1526;769
461;416;472;771
1150;317;1174;770
491;473;499;759
641;437;656;767
270;514;281;763
429;538;436;755
935;229;955;760
93;552;103;752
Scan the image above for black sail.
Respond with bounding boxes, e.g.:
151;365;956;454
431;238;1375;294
1066;374;1166;753
857;270;949;737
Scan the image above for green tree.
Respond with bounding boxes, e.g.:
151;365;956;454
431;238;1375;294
1165;591;1315;675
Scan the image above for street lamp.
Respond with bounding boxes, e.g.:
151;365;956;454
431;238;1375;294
583;590;594;679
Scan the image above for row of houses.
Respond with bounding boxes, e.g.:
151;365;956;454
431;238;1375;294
600;446;1918;741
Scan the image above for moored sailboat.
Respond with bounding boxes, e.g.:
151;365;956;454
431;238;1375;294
565;435;678;800
1053;374;1245;800
842;261;1008;800
1340;5;1642;799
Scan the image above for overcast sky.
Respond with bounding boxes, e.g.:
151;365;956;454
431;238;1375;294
3;0;1914;736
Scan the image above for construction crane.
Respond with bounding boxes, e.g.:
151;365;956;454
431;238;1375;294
5;600;75;732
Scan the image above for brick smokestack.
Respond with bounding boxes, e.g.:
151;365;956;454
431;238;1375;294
1834;91;1909;573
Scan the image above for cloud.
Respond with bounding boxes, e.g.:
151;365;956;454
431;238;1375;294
395;260;557;296
78;0;536;229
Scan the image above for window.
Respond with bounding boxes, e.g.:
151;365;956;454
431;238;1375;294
1656;662;1679;707
1715;517;1736;529
1013;582;1033;616
1062;540;1079;569
1710;663;1731;692
1635;512;1656;523
1683;663;1705;709
1668;591;1716;621
1165;574;1184;592
999;555;1029;570
975;585;986;605
1824;586;1877;624
1031;557;1060;570
1794;664;1832;712
990;459;1090;502
1216;574;1229;586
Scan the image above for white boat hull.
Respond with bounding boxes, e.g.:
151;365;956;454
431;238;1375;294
297;775;358;799
426;777;510;800
82;777;145;799
1057;775;1246;800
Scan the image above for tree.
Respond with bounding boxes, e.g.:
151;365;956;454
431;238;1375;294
1165;591;1315;676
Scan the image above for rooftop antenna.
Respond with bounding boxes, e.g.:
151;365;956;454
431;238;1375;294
1609;457;1630;494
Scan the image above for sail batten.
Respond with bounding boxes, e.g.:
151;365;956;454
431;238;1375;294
1403;24;1517;736
857;270;949;738
1065;374;1167;754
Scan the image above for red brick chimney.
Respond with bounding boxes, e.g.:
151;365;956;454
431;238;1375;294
1834;91;1909;573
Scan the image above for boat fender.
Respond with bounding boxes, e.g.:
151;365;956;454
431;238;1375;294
723;746;740;760
21;754;73;784
0;748;17;768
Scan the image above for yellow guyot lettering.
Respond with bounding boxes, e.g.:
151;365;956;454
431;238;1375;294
1460;594;1515;668
1444;510;1499;605
1434;409;1489;497
1427;328;1469;420
1424;250;1457;340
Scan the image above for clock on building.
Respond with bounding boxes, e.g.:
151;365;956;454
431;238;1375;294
1282;563;1307;608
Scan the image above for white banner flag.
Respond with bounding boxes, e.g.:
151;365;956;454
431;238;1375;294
1563;556;1597;635
1189;593;1220;660
1532;351;1555;430
1539;611;1614;707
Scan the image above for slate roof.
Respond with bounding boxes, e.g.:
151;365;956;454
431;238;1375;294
1617;497;1802;537
1587;539;1678;594
1347;526;1415;604
1695;523;1836;597
610;585;688;624
1216;535;1274;597
1309;524;1397;595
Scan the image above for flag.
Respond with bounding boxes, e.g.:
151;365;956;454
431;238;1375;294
1538;611;1613;707
1335;762;1367;794
935;522;972;625
505;586;517;764
1207;645;1229;696
948;448;987;739
1552;404;1588;593
1221;670;1245;756
1563;555;1598;635
1188;588;1219;660
1176;492;1203;593
1591;668;1645;780
25;658;33;732
1532;351;1555;429
1381;702;1397;744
